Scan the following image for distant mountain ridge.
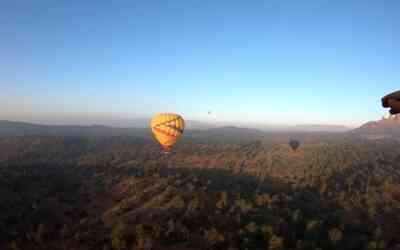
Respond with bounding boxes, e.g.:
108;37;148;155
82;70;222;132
190;126;266;137
0;120;150;137
0;120;350;137
0;121;264;137
209;123;350;132
292;124;349;132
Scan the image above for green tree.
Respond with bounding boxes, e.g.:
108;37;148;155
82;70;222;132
268;234;284;250
367;199;377;219
305;220;321;241
9;241;20;250
111;221;126;250
216;191;229;209
245;222;258;233
187;195;200;212
328;227;343;245
261;225;274;237
368;241;387;250
170;195;185;209
34;223;45;245
205;228;225;246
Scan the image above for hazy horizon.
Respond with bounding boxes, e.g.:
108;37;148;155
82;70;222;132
0;112;355;130
2;1;399;127
0;108;383;128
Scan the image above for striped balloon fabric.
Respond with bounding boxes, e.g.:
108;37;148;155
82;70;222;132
150;113;185;151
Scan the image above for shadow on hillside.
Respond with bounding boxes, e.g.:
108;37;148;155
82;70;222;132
1;159;360;250
123;164;340;217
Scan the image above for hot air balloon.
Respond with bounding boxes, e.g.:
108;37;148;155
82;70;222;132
289;139;300;151
382;90;400;115
150;113;185;152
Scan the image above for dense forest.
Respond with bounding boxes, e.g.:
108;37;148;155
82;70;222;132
1;132;400;250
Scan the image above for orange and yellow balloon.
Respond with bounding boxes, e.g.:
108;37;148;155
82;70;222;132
150;113;185;151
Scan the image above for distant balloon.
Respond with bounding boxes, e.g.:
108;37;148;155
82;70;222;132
150;113;185;152
289;139;300;151
382;90;400;115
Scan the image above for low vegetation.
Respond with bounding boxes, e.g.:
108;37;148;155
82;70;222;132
1;133;400;249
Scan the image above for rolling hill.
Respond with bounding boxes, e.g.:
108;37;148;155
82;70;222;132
0;120;352;138
0;120;150;137
352;115;400;138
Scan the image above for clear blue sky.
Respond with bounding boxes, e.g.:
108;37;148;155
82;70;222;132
1;0;399;127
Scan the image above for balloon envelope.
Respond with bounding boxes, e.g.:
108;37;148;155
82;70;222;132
289;139;300;150
150;113;185;151
382;90;400;115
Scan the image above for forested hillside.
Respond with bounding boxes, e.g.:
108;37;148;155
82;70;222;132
1;133;400;250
